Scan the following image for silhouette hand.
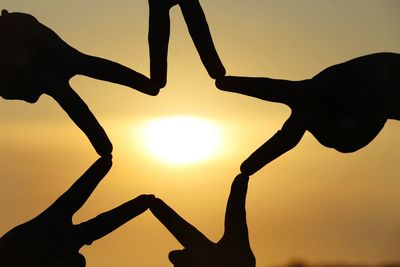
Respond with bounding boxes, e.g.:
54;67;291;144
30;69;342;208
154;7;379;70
150;174;255;267
0;9;160;156
148;0;225;87
0;157;154;267
216;53;400;175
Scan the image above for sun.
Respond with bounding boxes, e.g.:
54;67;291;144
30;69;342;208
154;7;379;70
139;116;222;165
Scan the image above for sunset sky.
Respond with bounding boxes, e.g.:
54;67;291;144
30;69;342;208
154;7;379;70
1;1;400;266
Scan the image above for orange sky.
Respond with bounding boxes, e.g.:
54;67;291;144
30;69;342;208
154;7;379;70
1;1;400;266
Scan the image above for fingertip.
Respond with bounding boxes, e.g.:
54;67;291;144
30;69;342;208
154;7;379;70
240;162;256;176
210;68;226;80
148;88;160;96
90;156;112;177
215;76;230;90
140;194;156;203
99;154;113;166
150;197;165;209
231;173;250;192
215;77;225;89
96;142;113;157
147;194;156;199
1;9;9;16
149;197;171;217
215;78;223;89
152;79;167;90
168;250;185;264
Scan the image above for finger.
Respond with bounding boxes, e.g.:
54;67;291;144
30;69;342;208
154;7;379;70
150;198;211;248
45;157;112;216
240;115;306;175
49;84;112;156
76;194;154;245
223;174;250;243
168;250;186;265
216;76;307;106
179;0;225;79
73;52;160;96
148;0;173;88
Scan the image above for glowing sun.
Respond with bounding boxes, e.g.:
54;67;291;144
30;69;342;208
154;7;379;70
139;116;221;165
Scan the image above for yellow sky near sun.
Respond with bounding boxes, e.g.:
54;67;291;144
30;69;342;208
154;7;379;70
1;1;400;267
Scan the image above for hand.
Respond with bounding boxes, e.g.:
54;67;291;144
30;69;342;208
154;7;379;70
150;174;255;267
0;9;160;156
216;52;400;175
148;0;225;87
0;157;154;267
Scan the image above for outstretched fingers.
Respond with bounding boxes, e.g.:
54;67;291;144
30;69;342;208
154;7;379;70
77;194;155;245
241;114;306;175
223;174;250;243
216;76;304;106
74;52;160;96
45;157;112;217
49;83;112;156
179;0;225;79
150;198;211;249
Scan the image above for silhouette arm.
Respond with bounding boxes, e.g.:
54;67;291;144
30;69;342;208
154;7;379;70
48;84;112;156
241;114;306;175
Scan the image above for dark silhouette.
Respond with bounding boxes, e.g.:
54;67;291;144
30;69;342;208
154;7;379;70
276;260;400;267
216;52;400;175
150;174;256;267
0;9;160;156
0;157;154;267
148;0;225;87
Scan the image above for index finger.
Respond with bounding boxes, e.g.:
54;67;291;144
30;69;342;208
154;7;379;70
45;157;112;217
148;0;173;88
240;114;306;175
216;76;306;106
77;194;155;245
74;52;160;96
150;198;211;248
48;83;112;156
179;0;225;79
223;174;250;242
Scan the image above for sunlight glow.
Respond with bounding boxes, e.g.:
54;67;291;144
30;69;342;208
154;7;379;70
139;116;221;165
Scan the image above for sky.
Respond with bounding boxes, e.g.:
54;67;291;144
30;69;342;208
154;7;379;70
1;0;400;266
